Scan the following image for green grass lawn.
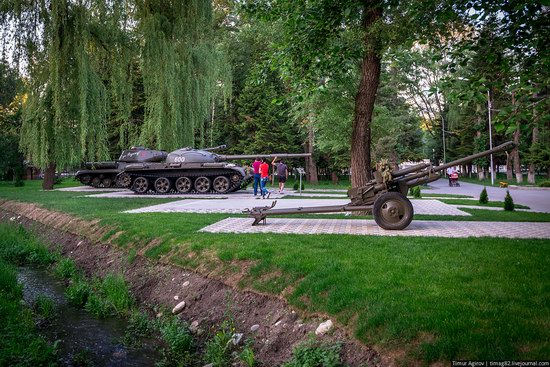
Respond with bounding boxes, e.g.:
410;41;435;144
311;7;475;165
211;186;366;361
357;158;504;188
1;180;549;363
438;198;530;209
460;174;549;187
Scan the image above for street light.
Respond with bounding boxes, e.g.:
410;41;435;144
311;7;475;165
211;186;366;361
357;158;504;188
487;90;494;186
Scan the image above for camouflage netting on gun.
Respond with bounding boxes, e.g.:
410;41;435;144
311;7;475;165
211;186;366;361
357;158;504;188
376;159;393;183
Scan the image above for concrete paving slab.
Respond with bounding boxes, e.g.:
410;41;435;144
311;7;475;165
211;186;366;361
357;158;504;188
200;217;550;239
124;198;470;216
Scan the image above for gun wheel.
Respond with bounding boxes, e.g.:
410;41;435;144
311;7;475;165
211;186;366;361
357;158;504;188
373;192;413;230
133;177;149;194
154;177;171;193
194;176;211;193
213;176;230;193
175;177;192;193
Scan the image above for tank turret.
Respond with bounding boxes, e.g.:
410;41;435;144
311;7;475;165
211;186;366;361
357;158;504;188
120;147;310;194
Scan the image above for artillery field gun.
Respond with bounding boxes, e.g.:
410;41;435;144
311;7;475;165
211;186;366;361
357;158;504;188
119;145;310;194
246;141;515;230
75;147;167;188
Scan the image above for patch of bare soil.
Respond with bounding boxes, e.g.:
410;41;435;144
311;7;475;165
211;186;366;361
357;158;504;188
0;200;384;366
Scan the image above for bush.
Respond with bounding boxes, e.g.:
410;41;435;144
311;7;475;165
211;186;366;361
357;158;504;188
157;317;193;366
204;320;234;367
65;278;91;307
410;186;421;198
504;190;515;211
100;274;133;316
0;225;56;266
283;338;342;367
0;260;21;297
54;258;78;279
85;293;111;318
539;181;550;187
479;187;489;204
293;182;305;191
33;295;56;322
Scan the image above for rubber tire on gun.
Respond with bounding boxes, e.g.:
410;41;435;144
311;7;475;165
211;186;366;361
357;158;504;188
372;192;414;230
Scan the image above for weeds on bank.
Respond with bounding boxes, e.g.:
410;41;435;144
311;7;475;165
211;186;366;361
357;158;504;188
0;258;57;365
283;338;342;367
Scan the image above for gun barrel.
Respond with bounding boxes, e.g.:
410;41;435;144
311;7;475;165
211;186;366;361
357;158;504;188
217;153;311;160
433;141;515;173
202;145;228;151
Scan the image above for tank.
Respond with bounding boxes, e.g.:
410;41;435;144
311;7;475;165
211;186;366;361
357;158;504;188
119;145;310;194
75;147;168;188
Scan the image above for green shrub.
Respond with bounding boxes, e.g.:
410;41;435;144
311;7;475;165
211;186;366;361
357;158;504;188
539;181;550;187
54;258;78;279
85;293;111;318
293;182;305;191
100;274;133;316
411;186;422;198
283;339;342;367
504;190;515;211
126;311;154;339
0;260;21;297
240;343;256;367
204;320;234;367
13;178;24;187
0;224;56;266
33;295;56;322
65;278;91;307
157;317;193;366
479;187;489;204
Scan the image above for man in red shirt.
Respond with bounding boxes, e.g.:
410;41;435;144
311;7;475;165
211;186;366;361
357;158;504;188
259;159;271;199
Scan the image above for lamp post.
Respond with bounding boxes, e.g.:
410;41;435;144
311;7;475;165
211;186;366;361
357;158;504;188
487;90;494;186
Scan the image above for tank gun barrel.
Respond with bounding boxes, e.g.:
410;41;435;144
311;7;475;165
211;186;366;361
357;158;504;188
217;153;311;161
202;145;228;151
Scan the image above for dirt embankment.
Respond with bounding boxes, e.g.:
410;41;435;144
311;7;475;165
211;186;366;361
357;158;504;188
0;199;383;366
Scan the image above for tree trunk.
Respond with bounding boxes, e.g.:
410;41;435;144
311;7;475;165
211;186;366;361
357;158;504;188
351;1;382;188
42;163;56;190
506;151;513;181
513;126;523;183
331;172;339;184
528;126;538;184
305;122;318;184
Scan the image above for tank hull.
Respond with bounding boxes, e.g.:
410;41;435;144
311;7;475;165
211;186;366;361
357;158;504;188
122;163;251;194
75;148;167;188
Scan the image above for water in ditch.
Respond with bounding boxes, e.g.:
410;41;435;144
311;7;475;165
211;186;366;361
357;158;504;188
17;267;161;366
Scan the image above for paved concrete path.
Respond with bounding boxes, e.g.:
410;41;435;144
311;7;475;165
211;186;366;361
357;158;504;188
200;217;550;239
125;198;470;216
428;179;550;213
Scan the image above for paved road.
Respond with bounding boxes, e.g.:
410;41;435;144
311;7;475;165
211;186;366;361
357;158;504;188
124;198;470;216
428;179;550;213
201;217;550;239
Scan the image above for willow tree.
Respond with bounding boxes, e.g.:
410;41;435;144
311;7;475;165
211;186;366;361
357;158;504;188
136;0;230;151
2;0;228;189
1;0;134;189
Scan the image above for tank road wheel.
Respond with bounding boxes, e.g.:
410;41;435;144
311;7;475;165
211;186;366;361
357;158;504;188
91;176;101;188
175;177;192;193
194;176;211;193
154;177;171;193
102;177;113;188
213;176;230;193
80;175;92;185
132;177;149;194
117;173;131;188
372;192;414;230
230;174;241;184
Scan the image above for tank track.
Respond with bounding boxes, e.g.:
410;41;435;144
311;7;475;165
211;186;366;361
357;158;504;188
126;169;249;195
